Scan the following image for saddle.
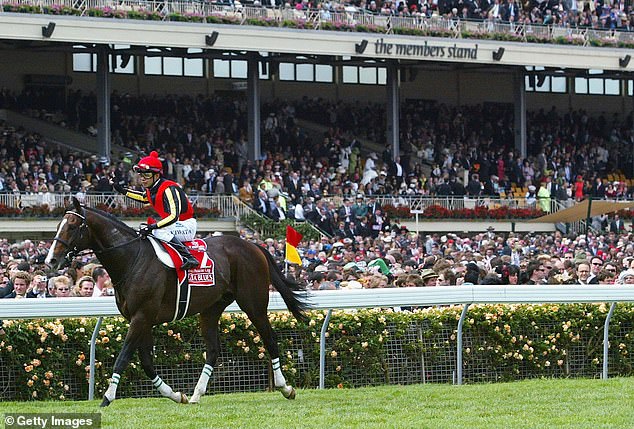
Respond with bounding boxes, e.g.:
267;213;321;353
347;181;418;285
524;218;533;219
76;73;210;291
151;238;216;287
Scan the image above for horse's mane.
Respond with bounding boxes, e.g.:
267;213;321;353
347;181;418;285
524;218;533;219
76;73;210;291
84;205;138;235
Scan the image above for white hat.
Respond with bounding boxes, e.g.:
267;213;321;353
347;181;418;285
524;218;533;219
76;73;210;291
341;280;362;289
343;262;360;271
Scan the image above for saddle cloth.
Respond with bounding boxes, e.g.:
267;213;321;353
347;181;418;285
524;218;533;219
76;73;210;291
148;238;216;322
155;238;216;287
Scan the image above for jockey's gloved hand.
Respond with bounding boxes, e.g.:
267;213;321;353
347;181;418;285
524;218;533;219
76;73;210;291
108;172;116;185
139;223;156;237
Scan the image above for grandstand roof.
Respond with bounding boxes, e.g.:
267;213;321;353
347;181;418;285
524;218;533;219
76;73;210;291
0;13;633;73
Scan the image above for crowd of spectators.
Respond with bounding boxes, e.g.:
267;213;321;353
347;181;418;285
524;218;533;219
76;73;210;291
242;225;634;290
2;222;634;302
1;90;634;235
3;91;634;187
0;238;113;300
248;0;634;32
1;90;634;290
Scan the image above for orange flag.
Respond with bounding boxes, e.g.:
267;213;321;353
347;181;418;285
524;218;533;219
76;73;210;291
285;225;303;265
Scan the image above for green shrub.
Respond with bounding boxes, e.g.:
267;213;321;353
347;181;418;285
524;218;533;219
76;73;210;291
1;303;632;400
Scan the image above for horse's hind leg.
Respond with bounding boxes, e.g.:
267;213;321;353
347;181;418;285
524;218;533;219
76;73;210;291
190;296;232;404
239;305;296;400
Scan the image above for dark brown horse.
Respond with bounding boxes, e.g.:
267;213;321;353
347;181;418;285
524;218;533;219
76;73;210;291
45;197;309;406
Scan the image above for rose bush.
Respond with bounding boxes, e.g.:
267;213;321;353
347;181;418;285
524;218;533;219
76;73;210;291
0;303;632;400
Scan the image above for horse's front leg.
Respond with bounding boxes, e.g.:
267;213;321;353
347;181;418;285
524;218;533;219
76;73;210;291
100;317;187;407
139;339;188;404
101;318;147;407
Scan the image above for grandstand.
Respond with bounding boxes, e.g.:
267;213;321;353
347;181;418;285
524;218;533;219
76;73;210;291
0;3;634;237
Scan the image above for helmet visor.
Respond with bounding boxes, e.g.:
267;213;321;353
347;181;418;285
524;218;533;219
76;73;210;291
133;165;160;174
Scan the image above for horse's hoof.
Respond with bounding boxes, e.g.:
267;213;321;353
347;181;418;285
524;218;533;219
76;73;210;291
179;392;189;404
279;386;296;400
100;397;111;408
286;388;296;400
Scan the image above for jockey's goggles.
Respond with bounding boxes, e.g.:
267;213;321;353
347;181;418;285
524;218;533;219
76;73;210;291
138;172;156;179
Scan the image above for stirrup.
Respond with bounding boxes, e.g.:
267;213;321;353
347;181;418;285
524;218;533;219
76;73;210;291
181;258;198;270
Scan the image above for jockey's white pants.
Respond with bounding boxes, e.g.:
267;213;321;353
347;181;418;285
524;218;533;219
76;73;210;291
151;218;197;242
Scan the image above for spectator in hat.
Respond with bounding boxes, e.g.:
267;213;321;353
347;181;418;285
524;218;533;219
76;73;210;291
537;177;551;213
352;194;368;221
617;270;634;285
420;269;439;287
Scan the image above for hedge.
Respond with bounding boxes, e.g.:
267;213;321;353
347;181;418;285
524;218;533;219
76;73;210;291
0;303;632;400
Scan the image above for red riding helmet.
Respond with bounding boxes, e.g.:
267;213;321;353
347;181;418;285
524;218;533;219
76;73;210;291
134;151;163;174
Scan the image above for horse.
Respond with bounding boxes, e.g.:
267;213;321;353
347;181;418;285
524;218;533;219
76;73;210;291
45;197;309;406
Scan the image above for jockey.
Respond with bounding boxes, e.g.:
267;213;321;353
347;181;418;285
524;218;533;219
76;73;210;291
110;151;199;270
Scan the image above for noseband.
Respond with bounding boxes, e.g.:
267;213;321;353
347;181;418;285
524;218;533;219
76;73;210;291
56;208;89;264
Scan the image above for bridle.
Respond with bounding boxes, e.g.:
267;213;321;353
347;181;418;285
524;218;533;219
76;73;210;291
56;207;141;264
55;208;90;264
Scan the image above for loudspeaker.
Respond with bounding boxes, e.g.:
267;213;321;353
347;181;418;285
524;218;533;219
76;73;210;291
620;55;631;68
205;31;219;47
42;22;56;38
408;68;418;82
119;54;131;69
492;47;505;61
355;39;368;55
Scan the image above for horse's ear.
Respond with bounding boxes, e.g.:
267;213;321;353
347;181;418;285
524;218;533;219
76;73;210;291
72;196;82;212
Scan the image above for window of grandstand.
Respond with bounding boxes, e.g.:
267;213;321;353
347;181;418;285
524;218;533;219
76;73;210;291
342;58;386;85
144;48;203;77
279;57;333;82
574;70;620;95
524;67;565;93
212;52;248;79
72;45;134;74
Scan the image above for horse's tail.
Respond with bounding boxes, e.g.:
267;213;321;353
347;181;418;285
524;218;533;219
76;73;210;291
256;245;311;323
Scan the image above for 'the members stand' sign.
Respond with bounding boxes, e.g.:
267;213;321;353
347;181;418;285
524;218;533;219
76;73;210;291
366;38;479;60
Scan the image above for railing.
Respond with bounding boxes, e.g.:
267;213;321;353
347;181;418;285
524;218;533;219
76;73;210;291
2;1;634;47
0;191;621;218
1;284;633;399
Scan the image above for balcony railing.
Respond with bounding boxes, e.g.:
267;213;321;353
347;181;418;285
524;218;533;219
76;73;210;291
2;1;633;48
0;191;568;216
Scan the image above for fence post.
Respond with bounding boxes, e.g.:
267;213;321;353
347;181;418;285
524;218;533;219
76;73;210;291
456;304;470;386
319;309;332;389
602;302;617;380
88;316;103;401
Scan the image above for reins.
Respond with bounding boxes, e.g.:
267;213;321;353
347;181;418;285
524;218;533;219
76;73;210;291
93;235;142;256
62;207;142;261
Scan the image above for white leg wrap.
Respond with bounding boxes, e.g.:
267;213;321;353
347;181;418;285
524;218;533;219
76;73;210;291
190;364;213;404
152;376;181;403
104;373;120;402
271;358;287;388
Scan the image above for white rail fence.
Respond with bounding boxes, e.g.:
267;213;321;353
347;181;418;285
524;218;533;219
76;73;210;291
1;285;633;399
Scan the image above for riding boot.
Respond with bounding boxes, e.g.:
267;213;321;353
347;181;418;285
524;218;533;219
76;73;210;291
170;237;198;270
